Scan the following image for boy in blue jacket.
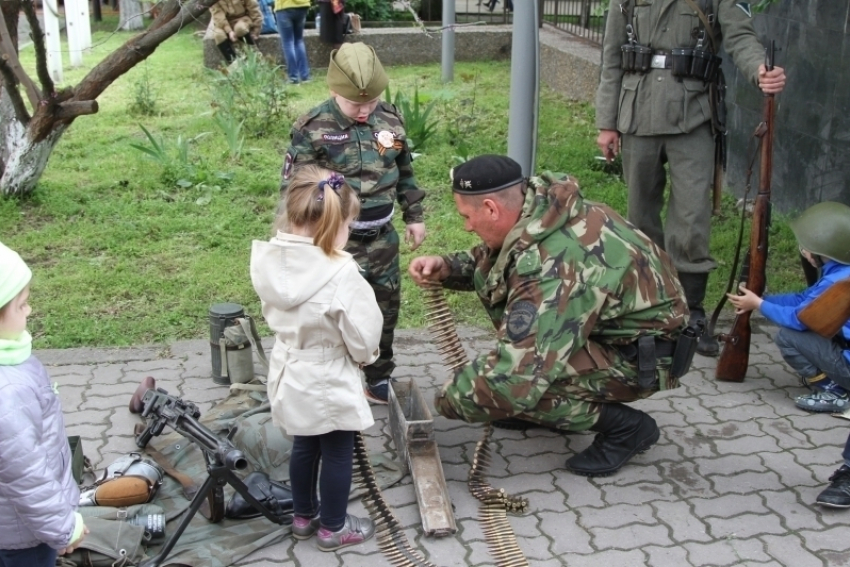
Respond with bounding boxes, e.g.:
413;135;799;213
727;201;850;507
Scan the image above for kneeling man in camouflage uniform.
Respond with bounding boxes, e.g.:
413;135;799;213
409;155;690;477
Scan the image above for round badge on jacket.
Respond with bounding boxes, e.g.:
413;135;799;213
377;130;394;149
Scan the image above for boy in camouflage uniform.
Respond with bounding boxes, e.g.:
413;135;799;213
409;155;689;477
281;43;427;403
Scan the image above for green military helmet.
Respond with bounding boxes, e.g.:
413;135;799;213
327;42;389;102
790;201;850;264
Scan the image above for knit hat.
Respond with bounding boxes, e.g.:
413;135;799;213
0;242;32;309
451;155;525;195
327;43;389;102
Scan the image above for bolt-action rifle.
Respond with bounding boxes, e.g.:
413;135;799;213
135;388;292;567
715;40;777;382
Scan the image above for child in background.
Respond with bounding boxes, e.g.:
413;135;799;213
281;42;427;404
251;165;382;550
0;242;88;566
726;201;850;507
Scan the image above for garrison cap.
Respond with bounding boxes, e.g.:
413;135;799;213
451;155;524;195
327;43;389;102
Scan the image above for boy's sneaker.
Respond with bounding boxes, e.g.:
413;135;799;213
816;465;850;508
316;514;375;551
291;512;321;540
365;380;390;405
795;390;850;413
796;375;850;412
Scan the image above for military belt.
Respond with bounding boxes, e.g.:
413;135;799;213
348;223;390;243
650;52;673;69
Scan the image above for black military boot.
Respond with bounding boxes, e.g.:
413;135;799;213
565;404;659;477
217;41;237;64
678;272;719;357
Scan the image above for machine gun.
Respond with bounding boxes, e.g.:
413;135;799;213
135;388;292;567
715;40;777;382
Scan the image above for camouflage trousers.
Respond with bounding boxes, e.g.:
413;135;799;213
344;224;400;385
437;345;676;432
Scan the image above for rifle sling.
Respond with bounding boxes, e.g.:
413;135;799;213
708;125;764;337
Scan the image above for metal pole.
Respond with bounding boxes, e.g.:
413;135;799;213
507;0;539;176
441;0;455;83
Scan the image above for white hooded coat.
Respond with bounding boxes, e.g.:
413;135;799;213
251;231;381;436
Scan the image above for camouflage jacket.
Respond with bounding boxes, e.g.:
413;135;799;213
282;100;425;224
596;0;764;135
438;173;688;421
210;0;263;34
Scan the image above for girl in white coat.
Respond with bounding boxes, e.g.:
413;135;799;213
251;165;382;551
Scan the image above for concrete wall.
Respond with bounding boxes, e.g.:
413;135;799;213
721;3;850;213
203;26;513;69
203;24;603;105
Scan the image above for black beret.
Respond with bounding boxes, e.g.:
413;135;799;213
451;155;524;195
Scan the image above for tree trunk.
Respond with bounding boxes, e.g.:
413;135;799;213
118;0;144;30
0;93;66;196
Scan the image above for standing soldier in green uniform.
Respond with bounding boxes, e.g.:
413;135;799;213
210;0;264;63
595;0;786;356
409;155;694;477
282;43;427;404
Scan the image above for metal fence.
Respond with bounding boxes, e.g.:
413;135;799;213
448;0;607;45
540;0;607;44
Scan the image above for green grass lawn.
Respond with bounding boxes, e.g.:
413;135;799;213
2;24;805;348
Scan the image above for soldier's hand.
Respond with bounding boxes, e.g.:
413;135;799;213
409;256;448;286
758;64;786;94
596;129;620;162
228;30;237;42
405;222;426;251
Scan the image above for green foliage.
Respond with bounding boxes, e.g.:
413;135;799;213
207;49;293;139
128;63;158;116
385;83;440;152
344;0;396;21
752;0;779;12
129;124;217;187
214;113;246;161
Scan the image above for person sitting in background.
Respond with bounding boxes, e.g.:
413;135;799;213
210;0;264;64
274;0;311;84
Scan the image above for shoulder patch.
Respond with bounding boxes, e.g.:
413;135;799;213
506;300;538;342
736;2;752;17
283;150;295;179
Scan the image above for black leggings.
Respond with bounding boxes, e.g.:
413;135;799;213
290;429;354;532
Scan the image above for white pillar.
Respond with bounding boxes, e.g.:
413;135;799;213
43;0;63;83
78;0;93;49
66;0;84;67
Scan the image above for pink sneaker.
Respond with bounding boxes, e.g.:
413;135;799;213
316;514;375;551
291;512;320;540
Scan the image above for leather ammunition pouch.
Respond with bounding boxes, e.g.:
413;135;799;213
225;471;294;520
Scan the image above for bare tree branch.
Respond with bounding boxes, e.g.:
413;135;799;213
0;56;31;123
20;0;54;96
0;6;42;109
55;100;99;119
73;0;220;102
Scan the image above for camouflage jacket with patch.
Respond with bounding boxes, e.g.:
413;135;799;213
438;173;688;421
281;99;425;224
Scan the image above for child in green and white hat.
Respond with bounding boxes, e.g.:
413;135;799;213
0;241;88;565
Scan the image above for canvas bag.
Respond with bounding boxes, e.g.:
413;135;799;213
55;505;165;567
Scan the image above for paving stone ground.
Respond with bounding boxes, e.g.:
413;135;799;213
39;320;850;567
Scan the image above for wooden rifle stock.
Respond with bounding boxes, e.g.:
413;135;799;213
716;40;776;382
798;277;850;338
